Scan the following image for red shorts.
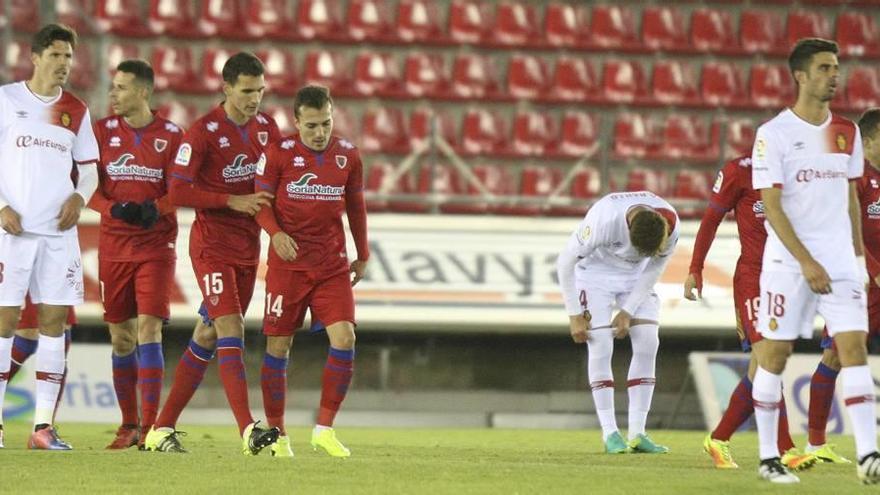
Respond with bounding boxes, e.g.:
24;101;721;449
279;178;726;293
262;269;354;337
18;294;76;329
99;258;175;323
192;256;257;320
733;266;762;351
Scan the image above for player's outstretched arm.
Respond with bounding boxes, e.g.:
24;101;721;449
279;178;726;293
761;187;831;294
685;206;727;300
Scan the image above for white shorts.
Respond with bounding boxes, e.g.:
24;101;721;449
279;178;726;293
757;271;867;341
576;274;660;329
0;233;83;306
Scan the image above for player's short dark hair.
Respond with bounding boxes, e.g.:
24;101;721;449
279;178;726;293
788;38;839;78
221;52;264;85
629;210;668;257
293;85;333;118
31;23;77;55
859;108;880;140
116;59;154;88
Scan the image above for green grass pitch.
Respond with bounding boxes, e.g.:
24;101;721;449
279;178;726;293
0;424;866;494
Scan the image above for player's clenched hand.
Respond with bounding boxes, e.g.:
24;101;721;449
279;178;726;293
57;194;84;231
350;259;368;286
0;206;23;235
569;313;590;344
271;232;298;261
683;272;703;301
800;257;832;294
227;191;274;216
611;310;632;339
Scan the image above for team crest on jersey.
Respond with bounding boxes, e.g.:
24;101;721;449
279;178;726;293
110;136;121;147
175;143;192;166
154;138;167;152
206;121;219;132
712;171;724;193
769;318;778;331
60;112;72;128
335;155;347;169
580;226;591;241
755;138;766;159
209;295;219;306
257;131;268;146
836;133;847;152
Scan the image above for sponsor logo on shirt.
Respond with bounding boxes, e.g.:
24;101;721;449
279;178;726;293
165;122;180;133
15;135;69;153
256;114;268;125
293;156;305;167
206;121;219;132
218;136;230;148
175;143;192;166
793;141;805;151
752;200;765;217
109;136;121;147
15;110;27;119
222;153;260;182
867;199;880;218
106;119;119;129
712;171;724;193
285;173;344;200
338;139;354;150
281;139;295;150
795;168;847;182
755;138;766;160
106;153;164;181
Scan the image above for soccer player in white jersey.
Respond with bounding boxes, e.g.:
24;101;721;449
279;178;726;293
556;191;679;454
0;24;99;450
750;38;880;484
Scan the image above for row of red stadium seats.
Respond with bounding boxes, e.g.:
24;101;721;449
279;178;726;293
365;162;712;217
5;1;880;59
8;41;880;112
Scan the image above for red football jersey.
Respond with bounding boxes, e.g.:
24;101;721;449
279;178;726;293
859;163;880;270
709;156;767;268
256;135;367;275
170;105;280;265
91;113;183;262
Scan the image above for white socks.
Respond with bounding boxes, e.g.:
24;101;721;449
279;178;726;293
34;334;65;427
627;324;659;440
841;365;878;460
0;336;12;426
587;329;617;439
753;366;783;460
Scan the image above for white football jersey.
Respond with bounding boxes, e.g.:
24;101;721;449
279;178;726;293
557;191;679;315
752;109;863;278
0;82;99;236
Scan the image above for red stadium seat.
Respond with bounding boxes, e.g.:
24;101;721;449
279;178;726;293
448;0;491;44
836;13;880;57
749;63;795;109
740;10;784;54
551;56;598;101
297;0;345;40
492;1;541;46
786;11;832;48
151;45;200;93
197;0;247;39
365;161;417;212
507;54;550;100
106;43;140;74
451;53;501;99
461;108;509;155
347;0;393;42
155;100;199;129
241;0;296;39
641;6;688;51
613;113;658;159
403;52;449;98
263;105;295;134
544;2;589;48
511;111;557;156
626;169;669;196
439;164;507;215
353;51;401;97
589;5;639;49
94;0;151;36
397;0;446;42
651;60;699;105
501;165;563;216
148;0;202;38
660;115;720;162
409;106;458;149
332;106;359;144
558;111;599;157
57;0;93;35
361;106;410;154
701;61;746;106
10;0;40;33
546;167;601;216
5;41;31;81
256;48;298;96
724;118;756;159
690;8;736;53
417;163;464;214
672;170;710;200
302;49;351;94
602;60;648;103
69;42;96;90
846;67;880;108
201;48;235;93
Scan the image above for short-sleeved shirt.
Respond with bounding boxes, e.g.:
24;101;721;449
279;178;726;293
0;82;98;236
752;109;863;279
93;114;183;262
170;105;280;265
709;156;766;268
858;163;880;268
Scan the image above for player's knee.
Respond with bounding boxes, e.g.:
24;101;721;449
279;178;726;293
0;306;21;333
192;320;218;349
821;348;842;371
266;336;293;358
331;332;356;350
110;330;137;355
213;314;245;338
137;316;163;344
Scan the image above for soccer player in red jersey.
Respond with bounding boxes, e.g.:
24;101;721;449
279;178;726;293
87;60;183;449
255;85;369;457
856;109;880;339
685;155;846;470
144;52;280;455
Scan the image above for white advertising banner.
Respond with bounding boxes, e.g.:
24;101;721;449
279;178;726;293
689;352;880;435
73;212;744;333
